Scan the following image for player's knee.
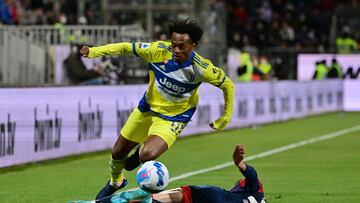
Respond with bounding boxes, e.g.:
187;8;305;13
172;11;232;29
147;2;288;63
111;147;126;160
139;148;158;162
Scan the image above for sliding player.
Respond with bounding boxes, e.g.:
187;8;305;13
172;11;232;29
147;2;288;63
70;144;266;203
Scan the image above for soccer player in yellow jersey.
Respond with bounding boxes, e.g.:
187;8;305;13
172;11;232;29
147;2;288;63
80;19;234;200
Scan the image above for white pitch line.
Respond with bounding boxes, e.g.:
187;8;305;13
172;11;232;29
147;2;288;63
169;125;360;182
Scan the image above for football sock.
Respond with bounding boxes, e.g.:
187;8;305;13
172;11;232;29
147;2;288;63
124;146;141;171
109;158;126;187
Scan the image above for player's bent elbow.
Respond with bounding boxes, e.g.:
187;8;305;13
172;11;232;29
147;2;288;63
221;77;234;91
228;78;234;89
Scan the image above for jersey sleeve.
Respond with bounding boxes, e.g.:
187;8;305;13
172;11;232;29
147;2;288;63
240;163;260;192
197;58;234;130
88;42;133;58
88;41;165;63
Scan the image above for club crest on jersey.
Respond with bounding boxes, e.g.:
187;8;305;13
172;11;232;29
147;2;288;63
159;77;186;94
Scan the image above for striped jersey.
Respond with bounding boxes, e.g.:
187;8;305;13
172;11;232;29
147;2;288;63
88;41;231;122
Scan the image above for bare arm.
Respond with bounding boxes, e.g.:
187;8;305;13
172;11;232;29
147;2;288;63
152;188;184;203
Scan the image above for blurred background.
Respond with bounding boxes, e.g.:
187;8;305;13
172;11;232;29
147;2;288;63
1;2;360;202
0;0;359;86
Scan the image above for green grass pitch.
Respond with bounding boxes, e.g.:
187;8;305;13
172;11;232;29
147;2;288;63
0;112;359;203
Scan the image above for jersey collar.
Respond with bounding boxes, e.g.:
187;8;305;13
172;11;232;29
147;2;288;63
172;51;195;67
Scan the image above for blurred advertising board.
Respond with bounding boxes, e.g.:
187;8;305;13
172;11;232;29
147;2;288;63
297;54;360;81
344;81;360;111
0;81;343;168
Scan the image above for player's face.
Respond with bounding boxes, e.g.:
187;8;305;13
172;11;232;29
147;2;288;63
171;32;196;63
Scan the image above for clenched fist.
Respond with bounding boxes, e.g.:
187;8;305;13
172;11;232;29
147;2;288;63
232;144;245;167
80;46;90;57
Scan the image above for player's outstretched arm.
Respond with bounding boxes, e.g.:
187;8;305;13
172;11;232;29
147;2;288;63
209;75;234;130
233;144;260;192
152;188;184;203
80;43;134;58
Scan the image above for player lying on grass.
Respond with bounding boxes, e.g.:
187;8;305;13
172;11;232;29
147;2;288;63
80;18;234;200
71;144;266;203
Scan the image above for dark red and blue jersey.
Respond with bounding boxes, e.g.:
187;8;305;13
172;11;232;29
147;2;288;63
229;164;265;202
179;163;265;203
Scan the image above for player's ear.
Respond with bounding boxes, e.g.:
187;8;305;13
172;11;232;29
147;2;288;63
191;42;197;49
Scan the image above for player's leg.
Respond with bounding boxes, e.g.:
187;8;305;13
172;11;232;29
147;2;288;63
110;108;152;185
99;121;186;203
97;187;186;203
95;188;152;203
96;135;138;200
96;108;152;199
124;144;142;171
126;118;187;170
69;188;183;203
109;135;138;186
140;118;187;162
140;135;168;162
124;136;168;171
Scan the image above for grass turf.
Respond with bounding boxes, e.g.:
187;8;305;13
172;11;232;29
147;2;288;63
0;112;359;203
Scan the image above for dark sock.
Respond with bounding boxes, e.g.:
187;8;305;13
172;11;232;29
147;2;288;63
124;147;141;171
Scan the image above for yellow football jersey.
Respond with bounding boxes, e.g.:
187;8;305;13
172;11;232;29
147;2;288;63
88;41;233;123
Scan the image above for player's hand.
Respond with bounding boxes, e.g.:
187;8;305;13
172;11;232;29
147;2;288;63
209;116;229;131
233;144;245;166
209;122;215;129
80;46;90;57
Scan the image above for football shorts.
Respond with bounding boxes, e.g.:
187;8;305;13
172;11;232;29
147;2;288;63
121;108;187;148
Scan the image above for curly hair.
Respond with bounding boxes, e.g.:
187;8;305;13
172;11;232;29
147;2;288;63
168;19;204;45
